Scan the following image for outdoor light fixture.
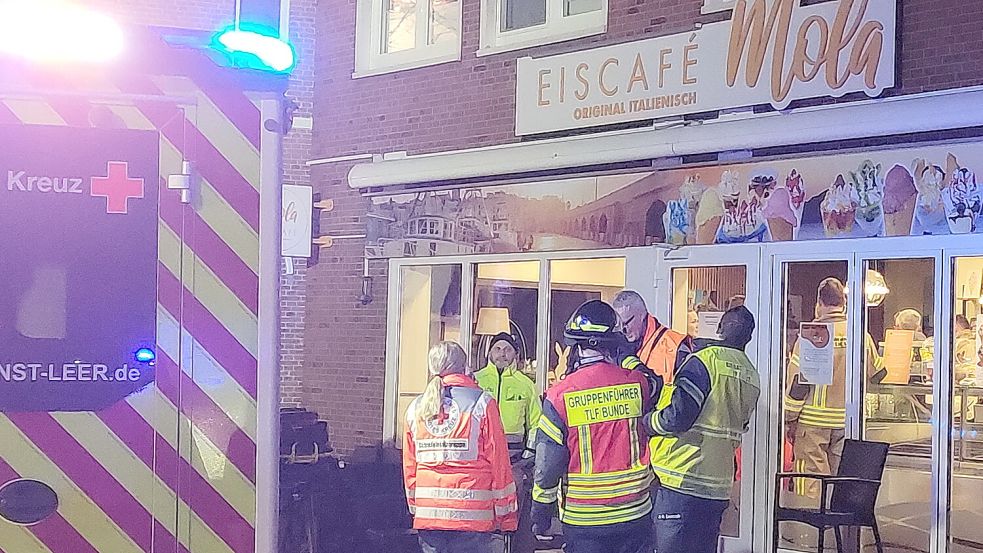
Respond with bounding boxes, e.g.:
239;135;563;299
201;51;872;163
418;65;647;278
212;24;295;73
0;1;124;63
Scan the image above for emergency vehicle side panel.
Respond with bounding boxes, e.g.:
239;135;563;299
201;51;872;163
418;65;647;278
0;49;263;552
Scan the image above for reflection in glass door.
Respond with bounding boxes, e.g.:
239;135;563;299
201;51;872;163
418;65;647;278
472;261;541;381
394;264;463;440
949;256;983;553
659;244;762;553
671;265;748;541
545;258;626;389
861;258;936;553
776;260;850;552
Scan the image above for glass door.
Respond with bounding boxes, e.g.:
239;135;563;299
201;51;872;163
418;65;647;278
770;241;943;553
856;251;941;553
945;250;983;553
770;249;852;553
656;244;764;553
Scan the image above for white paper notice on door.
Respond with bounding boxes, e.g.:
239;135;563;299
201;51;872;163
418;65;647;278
697;311;724;339
798;322;835;386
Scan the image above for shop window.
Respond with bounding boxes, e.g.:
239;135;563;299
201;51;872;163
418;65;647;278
478;0;606;56
472;261;540;381
394;264;462;442
355;0;461;77
949;256;983;551
700;0;735;14
546;258;625;388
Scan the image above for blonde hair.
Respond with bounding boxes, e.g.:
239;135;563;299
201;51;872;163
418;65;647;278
417;342;470;422
894;309;923;332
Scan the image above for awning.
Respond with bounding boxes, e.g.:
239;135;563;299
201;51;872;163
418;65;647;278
348;86;983;191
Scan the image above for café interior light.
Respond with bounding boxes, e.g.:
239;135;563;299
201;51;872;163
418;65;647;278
865;269;890;307
0;1;124;63
475;307;510;335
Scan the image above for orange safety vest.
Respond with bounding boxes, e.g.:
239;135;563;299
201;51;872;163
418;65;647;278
637;315;690;385
403;374;519;532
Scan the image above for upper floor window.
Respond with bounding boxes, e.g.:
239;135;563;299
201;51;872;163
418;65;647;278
701;0;734;14
478;0;607;56
355;0;462;77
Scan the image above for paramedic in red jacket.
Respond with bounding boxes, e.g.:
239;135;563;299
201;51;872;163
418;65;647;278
403;341;519;553
531;300;654;553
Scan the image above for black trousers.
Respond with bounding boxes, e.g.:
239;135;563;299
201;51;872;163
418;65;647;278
562;516;653;553
652;487;728;553
418;530;505;553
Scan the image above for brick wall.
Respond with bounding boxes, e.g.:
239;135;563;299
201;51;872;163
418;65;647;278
86;0;315;407
314;0;983;162
280;0;317;407
302;161;390;457
305;0;983;456
85;0;237;30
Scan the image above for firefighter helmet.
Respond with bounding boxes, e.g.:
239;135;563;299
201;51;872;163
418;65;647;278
563;300;623;350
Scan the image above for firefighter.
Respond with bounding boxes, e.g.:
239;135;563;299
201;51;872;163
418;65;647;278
531;300;654;553
644;305;761;553
403;342;518;553
613;290;693;386
474;332;540;550
784;278;884;512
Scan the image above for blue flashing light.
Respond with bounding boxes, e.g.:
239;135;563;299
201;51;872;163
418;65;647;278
212;24;295;74
135;348;156;363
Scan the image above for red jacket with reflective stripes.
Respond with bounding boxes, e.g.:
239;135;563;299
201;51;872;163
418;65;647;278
533;361;654;526
403;374;519;532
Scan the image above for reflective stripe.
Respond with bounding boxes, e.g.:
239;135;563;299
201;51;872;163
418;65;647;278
539;416;564;444
566;476;653;499
409;504;417;514
652;410;669;435
414;507;495;521
677;376;706;406
629;418;642;469
653;464;732;486
495;482;517;499
495;501;518;516
413;483;516;501
560;495;652;526
783;396;805;409
800;405;846;427
622;356;642;370
578;425;593;474
568;465;650;485
691;423;742;441
532;484;558;503
405;488;415;500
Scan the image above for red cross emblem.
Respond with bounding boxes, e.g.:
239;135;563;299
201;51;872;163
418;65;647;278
91;161;144;214
436;409;450;424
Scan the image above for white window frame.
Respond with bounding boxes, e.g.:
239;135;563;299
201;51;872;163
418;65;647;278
477;0;608;57
700;0;734;14
354;0;462;78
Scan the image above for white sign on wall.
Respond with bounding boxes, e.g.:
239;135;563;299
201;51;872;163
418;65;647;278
515;0;897;136
282;184;313;258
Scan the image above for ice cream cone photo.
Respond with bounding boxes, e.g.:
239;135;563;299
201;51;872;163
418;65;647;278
695;181;724;244
821;175;859;237
912;158;947;233
882;164;917;236
941;153;982;234
850;160;886;237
